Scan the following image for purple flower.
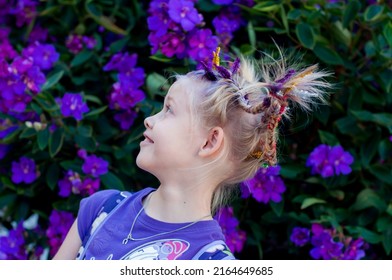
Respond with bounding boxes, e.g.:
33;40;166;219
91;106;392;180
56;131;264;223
168;0;202;31
58;170;82;197
82;35;97;50
11;0;38;27
310;233;344;260
212;9;242;45
22;42;59;70
293;224;367;260
114;109;138;130
148;5;174;37
28;26;48;42
215;207;246;253
306;144;354;178
0;74;29;113
24;66;46;93
0;222;27;260
56;93;89;121
0;144;10;159
241;165;286;204
77;149;88;159
82;154;109;177
342;238;366;260
389;136;392;142
65;34;84;54
0;29;17;60
8;56;45;94
159;32;187;58
79;177;100;196
309;224;345;260
212;0;234;5
187;29;219;62
0;119;18;139
46;210;75;258
11;156;38;184
329;145;354;175
104;53;145;89
108;82;145;111
290;227;310;247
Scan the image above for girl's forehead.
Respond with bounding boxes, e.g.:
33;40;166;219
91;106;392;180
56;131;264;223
167;78;195;100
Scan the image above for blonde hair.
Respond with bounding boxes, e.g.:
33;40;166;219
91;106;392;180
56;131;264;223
176;49;331;214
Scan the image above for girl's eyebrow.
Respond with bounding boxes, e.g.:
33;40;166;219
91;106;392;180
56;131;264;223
165;95;177;107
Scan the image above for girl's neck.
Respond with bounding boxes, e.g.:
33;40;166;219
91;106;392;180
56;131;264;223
143;183;214;223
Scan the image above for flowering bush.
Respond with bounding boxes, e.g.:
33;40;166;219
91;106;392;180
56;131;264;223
0;0;391;260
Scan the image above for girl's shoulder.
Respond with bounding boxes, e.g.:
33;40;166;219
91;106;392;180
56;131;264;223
77;188;154;241
193;240;236;260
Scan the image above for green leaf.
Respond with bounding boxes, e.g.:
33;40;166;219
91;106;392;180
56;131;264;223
247;21;256;49
357;227;382;244
369;165;392;185
46;163;60;191
287;9;302;21
85;2;127;35
49;128;64;158
382;228;392;255
37;128;49;150
146;73;169;98
313;43;343;65
352;188;387;212
41;70;64;91
77;125;93;137
270;199;284;217
0;193;17;209
109;37;129;53
84;95;103;105
331;21;351;48
360;132;380;167
149;54;175;63
379;69;392;94
74;135;96;152
100;171;125;190
301;198;326;209
343;0;361;28
280;5;288;33
296;22;315;49
387;203;392;217
280;164;306;179
364;5;384;22
335;116;361;136
19;128;36;139
59;160;83;173
329;190;345;201
378;139;391;161
351;110;392;133
383;22;392;47
253;1;281;12
318;130;339;146
70;50;93;68
84;106;108;118
126;124;145;144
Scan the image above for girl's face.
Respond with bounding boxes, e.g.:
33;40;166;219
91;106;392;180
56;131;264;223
136;79;206;178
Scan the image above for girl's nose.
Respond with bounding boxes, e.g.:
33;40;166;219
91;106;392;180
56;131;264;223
144;116;153;129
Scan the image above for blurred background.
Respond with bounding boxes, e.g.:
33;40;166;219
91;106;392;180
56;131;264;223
0;0;391;260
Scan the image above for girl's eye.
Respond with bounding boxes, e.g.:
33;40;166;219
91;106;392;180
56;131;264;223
165;105;172;113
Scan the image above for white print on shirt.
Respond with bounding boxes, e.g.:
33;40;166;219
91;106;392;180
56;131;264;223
120;239;190;260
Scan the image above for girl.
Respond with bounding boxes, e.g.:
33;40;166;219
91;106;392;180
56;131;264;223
53;48;330;260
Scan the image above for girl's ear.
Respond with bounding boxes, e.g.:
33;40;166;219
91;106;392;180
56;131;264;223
199;127;224;158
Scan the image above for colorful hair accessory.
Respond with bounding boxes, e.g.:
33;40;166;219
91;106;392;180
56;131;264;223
212;47;221;68
261;163;269;168
201;47;240;83
249;151;263;159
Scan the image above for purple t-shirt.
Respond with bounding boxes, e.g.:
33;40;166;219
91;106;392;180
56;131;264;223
76;187;235;260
